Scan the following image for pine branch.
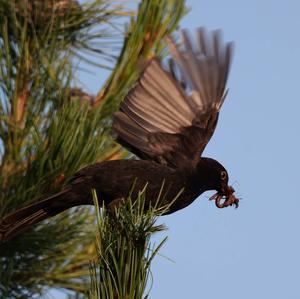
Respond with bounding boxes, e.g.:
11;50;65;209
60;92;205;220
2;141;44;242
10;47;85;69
88;187;172;299
95;0;187;111
0;0;186;297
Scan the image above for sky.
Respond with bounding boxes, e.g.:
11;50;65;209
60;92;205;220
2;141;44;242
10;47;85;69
52;0;300;298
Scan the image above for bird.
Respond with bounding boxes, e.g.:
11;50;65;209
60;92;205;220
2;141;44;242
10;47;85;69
0;27;239;242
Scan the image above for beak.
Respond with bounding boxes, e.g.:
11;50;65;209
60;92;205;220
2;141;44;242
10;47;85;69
209;186;239;209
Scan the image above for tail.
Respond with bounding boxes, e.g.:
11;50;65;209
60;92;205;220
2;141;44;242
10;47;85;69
0;189;72;242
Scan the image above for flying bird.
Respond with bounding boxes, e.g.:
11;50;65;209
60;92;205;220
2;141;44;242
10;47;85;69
0;28;238;241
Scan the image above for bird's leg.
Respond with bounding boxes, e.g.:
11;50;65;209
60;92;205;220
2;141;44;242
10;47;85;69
107;197;126;214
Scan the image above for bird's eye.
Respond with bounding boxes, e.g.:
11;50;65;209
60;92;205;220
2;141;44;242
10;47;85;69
220;171;227;180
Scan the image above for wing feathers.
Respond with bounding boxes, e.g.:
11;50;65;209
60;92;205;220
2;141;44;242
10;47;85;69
123;60;194;131
142;60;195;116
122;96;178;133
113;113;153;155
113;28;233;168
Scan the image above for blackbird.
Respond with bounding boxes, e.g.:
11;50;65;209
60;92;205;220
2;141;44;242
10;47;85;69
0;28;239;241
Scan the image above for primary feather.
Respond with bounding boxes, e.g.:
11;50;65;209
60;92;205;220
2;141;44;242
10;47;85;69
113;27;233;169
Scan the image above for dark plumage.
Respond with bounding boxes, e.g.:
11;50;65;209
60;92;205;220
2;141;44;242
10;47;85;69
0;28;238;241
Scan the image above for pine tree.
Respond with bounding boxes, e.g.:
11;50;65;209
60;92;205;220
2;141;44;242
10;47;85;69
0;0;186;297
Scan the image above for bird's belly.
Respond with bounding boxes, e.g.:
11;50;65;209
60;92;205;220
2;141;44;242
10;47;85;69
162;188;200;215
104;175;200;215
82;160;202;214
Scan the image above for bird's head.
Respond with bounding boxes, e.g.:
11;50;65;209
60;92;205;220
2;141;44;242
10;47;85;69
199;158;239;209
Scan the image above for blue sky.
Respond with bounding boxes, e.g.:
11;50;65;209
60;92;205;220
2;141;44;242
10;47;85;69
53;0;300;298
148;1;300;298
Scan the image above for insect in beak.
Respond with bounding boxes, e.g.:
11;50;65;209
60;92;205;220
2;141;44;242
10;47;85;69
209;186;239;208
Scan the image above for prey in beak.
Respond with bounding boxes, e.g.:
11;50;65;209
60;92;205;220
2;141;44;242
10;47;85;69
209;186;239;209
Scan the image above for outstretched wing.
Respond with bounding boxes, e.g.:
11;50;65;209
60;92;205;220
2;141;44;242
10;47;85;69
113;28;233;169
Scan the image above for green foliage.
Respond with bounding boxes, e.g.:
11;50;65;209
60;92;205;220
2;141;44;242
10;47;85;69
88;186;171;299
0;0;122;64
98;0;187;115
0;0;186;298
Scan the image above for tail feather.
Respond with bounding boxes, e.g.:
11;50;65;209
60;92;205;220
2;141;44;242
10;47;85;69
0;189;71;242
